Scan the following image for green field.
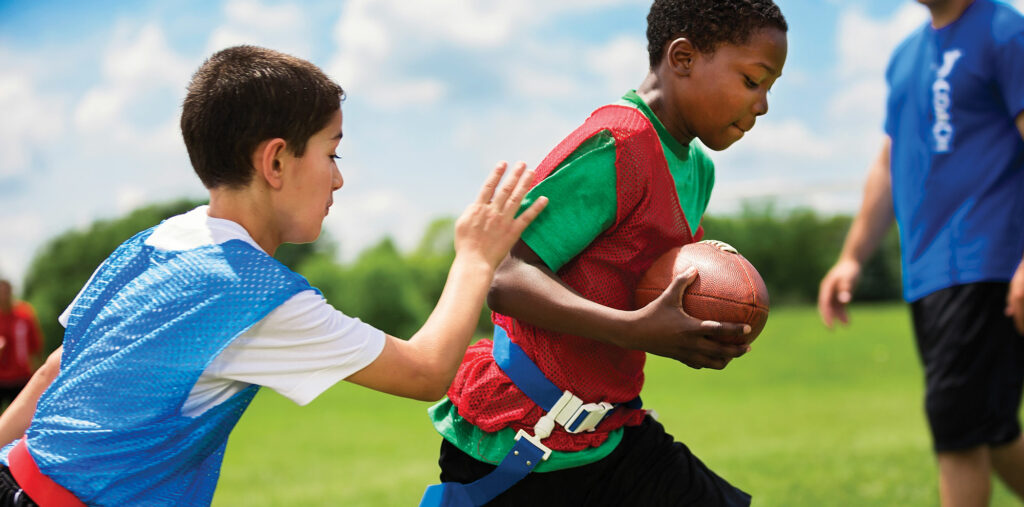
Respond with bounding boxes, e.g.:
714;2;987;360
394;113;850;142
214;304;1020;506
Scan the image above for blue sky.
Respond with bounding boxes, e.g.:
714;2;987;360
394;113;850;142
2;0;1021;286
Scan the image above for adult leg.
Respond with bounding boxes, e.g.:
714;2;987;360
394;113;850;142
991;432;1024;499
911;283;1022;507
936;447;990;507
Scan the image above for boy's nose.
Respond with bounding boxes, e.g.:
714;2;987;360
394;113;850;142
753;92;769;116
332;166;344;190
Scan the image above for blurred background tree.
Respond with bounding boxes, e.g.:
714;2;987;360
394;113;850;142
21;199;904;354
701;202;902;304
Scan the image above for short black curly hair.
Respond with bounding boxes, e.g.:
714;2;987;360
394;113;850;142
646;0;788;68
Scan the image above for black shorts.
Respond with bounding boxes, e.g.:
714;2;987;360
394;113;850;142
911;282;1024;452
438;415;751;506
0;466;38;507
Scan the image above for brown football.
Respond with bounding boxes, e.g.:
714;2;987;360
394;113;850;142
634;240;770;344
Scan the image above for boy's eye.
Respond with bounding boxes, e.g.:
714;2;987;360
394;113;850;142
743;76;758;89
331;153;341;160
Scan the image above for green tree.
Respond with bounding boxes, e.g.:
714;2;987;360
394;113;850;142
313;238;432;338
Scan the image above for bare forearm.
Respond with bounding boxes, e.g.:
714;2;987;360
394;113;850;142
488;257;631;347
839;140;896;265
404;254;494;397
0;347;61;444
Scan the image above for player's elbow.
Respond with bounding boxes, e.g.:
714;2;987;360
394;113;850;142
413;384;449;402
487;269;515;314
406;360;455;402
36;347;61;384
407;372;451;402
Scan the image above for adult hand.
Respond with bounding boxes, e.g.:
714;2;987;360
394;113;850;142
1006;260;1024;335
818;259;861;328
628;267;750;370
454;161;547;270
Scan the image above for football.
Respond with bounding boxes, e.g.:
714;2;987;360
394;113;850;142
634;240;770;344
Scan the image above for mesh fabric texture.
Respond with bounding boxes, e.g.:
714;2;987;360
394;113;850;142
448;105;694;452
16;227;314;506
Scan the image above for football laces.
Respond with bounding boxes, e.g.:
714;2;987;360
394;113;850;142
697;239;738;254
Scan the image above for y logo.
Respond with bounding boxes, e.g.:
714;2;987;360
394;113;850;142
932;49;962;153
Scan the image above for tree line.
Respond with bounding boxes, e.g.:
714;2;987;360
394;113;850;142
21;200;902;354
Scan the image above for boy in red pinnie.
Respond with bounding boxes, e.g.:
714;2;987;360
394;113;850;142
424;0;788;505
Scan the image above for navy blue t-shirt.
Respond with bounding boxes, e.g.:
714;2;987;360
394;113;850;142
885;0;1024;302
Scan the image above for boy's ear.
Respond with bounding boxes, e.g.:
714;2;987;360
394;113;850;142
666;37;697;77
254;138;288;190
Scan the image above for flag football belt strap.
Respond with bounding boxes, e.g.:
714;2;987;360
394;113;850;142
419;326;641;507
9;437;86;507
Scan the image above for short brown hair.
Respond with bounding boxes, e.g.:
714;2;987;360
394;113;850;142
181;46;345;189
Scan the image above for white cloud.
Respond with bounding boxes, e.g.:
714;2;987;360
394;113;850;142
325;0;646;110
738;119;836;161
585;35;649;97
452;107;580;169
324;185;428;259
206;0;311;56
505;61;583;100
0;66;66;179
74;23;191;134
0;212;45;282
354;0;644;49
835;3;926;79
116;185;149;215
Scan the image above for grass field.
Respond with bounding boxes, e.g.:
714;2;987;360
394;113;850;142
214;304;1021;506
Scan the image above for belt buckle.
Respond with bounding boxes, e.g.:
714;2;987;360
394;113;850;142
564;401;614;433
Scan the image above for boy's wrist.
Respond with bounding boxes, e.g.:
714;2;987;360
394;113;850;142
452;252;497;278
603;309;640;349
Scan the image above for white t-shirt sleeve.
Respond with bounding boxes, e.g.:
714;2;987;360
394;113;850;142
184;290;386;415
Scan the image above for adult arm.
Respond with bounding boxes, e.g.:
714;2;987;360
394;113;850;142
818;137;896;328
345;162;547;401
0;347;61;445
487;241;750;370
1005;112;1024;334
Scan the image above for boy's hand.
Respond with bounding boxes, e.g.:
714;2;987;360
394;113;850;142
455;161;547;270
818;259;861;328
628;268;751;370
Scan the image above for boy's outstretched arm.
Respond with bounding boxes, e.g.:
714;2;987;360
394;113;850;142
488;241;750;370
346;162;547;401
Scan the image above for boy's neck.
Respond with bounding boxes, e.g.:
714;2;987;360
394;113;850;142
208;188;280;255
635;72;694;147
926;0;975;29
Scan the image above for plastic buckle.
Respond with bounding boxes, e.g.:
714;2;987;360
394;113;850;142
564;401;615;433
514;430;553;461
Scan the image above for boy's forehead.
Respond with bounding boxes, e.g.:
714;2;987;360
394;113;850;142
721;29;787;76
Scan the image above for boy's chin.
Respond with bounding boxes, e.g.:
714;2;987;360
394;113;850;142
701;137;739;151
